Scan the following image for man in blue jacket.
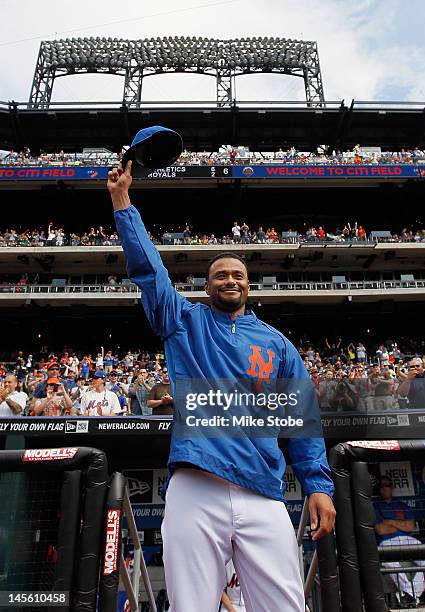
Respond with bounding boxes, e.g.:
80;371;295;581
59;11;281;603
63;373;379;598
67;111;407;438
108;161;335;612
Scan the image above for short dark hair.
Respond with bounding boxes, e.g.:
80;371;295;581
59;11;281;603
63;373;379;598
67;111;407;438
379;475;393;486
205;252;248;280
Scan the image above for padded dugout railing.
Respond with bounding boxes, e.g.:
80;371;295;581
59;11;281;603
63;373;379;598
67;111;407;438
317;440;425;612
0;447;108;612
99;473;157;612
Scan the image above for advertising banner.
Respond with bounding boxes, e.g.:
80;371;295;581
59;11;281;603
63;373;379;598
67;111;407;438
0;164;421;182
232;164;421;179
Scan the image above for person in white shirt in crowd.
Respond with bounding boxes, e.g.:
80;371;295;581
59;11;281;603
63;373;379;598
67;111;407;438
46;223;57;246
80;371;122;416
67;353;80;377
356;342;367;363
95;350;104;370
0;375;27;417
70;377;87;414
376;344;390;367
231;221;241;243
55;228;65;246
220;560;246;612
108;274;119;292
124;351;135;371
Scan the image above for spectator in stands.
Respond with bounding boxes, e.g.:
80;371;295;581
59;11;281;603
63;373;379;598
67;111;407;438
240;222;250;244
231;222;241;243
329;377;356;411
109;230;120;245
318;370;337;412
79;355;92;380
103;350;114;373
183;224;191;244
348;365;369;411
398;358;425;409
376;344;390;367
357;225;366;240
46;223;56;246
124;351;136;371
317;226;326;241
106;371;128;399
67;353;79;377
128;368;154;415
95;351;104;371
70;377;86;414
374;475;425;606
0;374;27;416
80;371;122;416
267;227;278;242
256;226;266;243
32;362;70;398
373;369;396;410
108;274;118;291
32;378;72;416
356;342;367;363
95;226;107;246
147;366;173;416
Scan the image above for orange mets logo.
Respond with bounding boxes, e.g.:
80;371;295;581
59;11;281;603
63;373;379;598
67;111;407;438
246;345;275;383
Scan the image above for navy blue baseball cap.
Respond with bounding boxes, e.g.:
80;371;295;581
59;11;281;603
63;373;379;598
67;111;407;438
122;125;183;175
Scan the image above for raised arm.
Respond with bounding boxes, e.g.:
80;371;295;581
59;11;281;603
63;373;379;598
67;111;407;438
108;162;193;338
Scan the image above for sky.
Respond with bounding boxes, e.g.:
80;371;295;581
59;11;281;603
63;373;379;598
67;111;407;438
0;0;424;105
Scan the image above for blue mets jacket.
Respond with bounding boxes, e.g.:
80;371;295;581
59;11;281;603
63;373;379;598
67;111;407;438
115;205;334;502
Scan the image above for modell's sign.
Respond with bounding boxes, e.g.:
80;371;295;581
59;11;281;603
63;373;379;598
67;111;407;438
347;440;400;451
104;509;121;575
23;447;78;462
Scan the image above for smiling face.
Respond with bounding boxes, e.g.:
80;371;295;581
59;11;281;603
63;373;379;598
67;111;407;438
205;257;249;316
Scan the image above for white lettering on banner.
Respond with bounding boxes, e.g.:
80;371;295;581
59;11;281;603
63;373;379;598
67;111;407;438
133;506;165;519
380;461;415;497
103;509;120;575
284;466;302;501
348;440;400;450
22;447;78;462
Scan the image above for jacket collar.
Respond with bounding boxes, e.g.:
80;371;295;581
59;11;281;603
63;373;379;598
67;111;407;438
209;307;257;324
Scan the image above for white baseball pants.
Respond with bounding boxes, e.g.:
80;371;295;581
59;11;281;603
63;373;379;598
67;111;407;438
380;536;425;598
161;468;304;612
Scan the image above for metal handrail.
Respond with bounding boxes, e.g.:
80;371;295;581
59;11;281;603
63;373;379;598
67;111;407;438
121;487;157;612
1;280;425;295
0;284;138;294
1;238;424;248
2;100;425;110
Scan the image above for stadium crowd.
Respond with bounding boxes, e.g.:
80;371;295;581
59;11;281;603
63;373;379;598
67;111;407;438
299;338;425;412
1;144;425;167
0;336;424;417
1;221;425;247
0;348;172;418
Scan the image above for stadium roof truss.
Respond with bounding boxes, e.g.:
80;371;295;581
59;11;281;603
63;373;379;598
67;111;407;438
29;36;325;108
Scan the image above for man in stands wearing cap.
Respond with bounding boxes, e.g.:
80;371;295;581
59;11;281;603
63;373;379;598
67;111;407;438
80;371;122;416
32;362;71;399
375;475;425;606
32;378;72;417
